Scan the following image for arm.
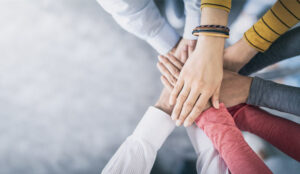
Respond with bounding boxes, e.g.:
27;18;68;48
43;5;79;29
228;104;300;162
244;0;300;52
102;89;175;174
98;0;180;55
239;26;300;75
166;0;201;63
169;1;231;127
224;0;300;72
183;0;201;40
247;77;300;115
186;125;229;174
195;104;272;174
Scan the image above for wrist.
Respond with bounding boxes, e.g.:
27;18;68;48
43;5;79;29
200;8;228;26
241;76;253;103
240;37;258;62
195;35;225;61
154;103;172;116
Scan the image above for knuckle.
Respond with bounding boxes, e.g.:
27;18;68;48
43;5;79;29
184;102;194;110
193;107;202;114
170;77;176;84
179;112;187;120
178;94;188;101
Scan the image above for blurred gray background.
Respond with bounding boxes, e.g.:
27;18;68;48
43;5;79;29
0;0;194;173
0;0;299;174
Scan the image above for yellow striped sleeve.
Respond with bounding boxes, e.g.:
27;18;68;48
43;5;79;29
200;0;231;13
244;0;300;52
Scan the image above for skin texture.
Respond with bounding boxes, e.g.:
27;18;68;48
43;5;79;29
169;38;197;63
154;88;173;116
157;54;252;126
223;37;258;72
169;7;229;127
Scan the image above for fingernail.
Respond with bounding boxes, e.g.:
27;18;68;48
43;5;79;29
176;120;181;126
184;121;189;127
214;100;220;109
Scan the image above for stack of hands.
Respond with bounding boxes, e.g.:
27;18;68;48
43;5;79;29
155;36;257;127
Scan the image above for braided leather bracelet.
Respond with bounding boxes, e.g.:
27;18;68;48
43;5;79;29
192;25;230;38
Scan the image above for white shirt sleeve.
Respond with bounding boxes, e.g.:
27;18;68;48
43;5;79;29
186;124;229;174
183;0;201;40
98;0;181;55
101;106;175;174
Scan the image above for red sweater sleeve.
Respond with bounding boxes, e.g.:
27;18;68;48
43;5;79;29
195;103;271;174
229;104;300;162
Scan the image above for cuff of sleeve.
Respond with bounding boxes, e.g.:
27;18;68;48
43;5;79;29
200;0;231;13
132;106;175;150
246;76;265;106
244;28;271;52
200;5;230;13
147;23;181;55
183;11;201;40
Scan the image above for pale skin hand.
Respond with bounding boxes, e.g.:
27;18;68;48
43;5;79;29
168;38;197;63
154;88;173;115
223;37;258;72
168;7;229;127
157;54;252;125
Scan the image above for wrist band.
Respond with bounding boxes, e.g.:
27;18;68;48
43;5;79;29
195;32;229;38
194;25;230;32
192;29;229;35
192;25;230;38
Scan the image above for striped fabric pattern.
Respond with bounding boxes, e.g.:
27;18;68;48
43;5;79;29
244;0;300;52
200;0;232;13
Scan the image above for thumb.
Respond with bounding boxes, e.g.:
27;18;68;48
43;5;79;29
211;86;220;109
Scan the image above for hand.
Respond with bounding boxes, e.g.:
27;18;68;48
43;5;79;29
168;36;224;127
169;38;197;63
157;54;252;115
219;70;252;107
154;88;173;115
224;37;258;72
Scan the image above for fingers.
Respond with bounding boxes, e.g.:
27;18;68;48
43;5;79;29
176;89;199;126
169;79;184;105
158;55;180;79
157;62;177;86
184;92;211;127
171;85;190;122
212;85;220;109
166;54;183;70
161;76;174;91
181;45;188;63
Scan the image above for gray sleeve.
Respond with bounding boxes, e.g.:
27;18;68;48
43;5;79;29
247;77;300;116
239;27;300;76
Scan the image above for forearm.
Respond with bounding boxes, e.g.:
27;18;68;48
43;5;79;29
195;6;229;66
183;0;201;40
229;104;300;162
195;104;271;174
102;106;175;174
247;77;300;115
243;0;300;52
239;27;300;75
98;0;180;54
186;125;228;174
